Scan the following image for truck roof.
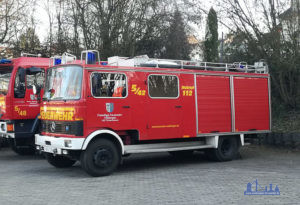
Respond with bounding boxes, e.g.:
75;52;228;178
81;64;269;77
0;57;50;68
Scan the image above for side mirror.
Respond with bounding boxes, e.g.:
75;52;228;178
33;84;41;96
19;68;26;82
14;68;26;98
33;85;37;95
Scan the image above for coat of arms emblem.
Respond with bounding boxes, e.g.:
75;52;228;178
106;103;114;113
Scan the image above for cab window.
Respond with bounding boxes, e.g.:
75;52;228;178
26;69;45;89
14;68;26;98
148;75;179;98
91;73;127;98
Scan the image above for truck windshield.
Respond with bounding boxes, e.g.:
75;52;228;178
44;65;82;101
0;66;13;95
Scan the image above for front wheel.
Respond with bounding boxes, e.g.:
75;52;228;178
46;154;76;168
80;138;120;177
205;136;239;162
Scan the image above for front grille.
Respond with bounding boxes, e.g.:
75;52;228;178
41;120;83;136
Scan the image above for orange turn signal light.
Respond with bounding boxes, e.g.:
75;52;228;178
7;124;14;132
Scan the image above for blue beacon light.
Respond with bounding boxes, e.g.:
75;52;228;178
54;58;62;65
87;52;96;64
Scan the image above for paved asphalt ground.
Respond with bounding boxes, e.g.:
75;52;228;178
0;145;299;205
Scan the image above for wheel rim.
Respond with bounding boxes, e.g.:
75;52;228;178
93;148;113;168
220;139;232;156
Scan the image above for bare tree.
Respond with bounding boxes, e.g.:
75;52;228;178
217;0;300;110
54;0;201;59
0;0;33;44
43;0;55;56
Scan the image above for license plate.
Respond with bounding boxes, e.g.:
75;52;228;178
44;146;54;153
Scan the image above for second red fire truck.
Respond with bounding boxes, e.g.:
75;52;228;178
36;51;270;176
0;53;78;154
0;55;49;154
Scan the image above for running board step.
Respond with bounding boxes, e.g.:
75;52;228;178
124;141;214;154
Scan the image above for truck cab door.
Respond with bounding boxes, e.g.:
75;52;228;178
13;67;27;118
13;67;44;119
145;74;182;140
86;71;132;131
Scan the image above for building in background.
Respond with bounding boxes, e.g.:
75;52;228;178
188;35;204;61
0;46;13;59
279;0;300;43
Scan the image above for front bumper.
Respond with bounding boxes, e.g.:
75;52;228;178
0;121;14;138
35;134;85;155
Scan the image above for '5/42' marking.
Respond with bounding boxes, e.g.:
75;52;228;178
131;84;146;96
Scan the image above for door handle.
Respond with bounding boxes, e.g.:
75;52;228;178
175;105;182;108
122;106;130;108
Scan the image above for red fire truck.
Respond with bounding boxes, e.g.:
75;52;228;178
0;55;50;154
0;52;79;154
35;51;270;176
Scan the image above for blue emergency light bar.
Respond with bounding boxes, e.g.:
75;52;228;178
81;50;100;65
54;58;62;65
0;59;12;64
87;52;96;64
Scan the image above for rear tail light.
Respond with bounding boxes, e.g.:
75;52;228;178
7;124;14;132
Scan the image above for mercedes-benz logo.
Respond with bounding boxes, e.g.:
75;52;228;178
50;122;56;132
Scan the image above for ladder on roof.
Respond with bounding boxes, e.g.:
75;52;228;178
108;55;269;74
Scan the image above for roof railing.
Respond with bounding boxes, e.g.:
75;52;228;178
107;55;268;74
21;52;42;57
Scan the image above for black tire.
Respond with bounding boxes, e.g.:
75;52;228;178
80;138;120;177
169;150;194;158
46;153;76;168
0;138;9;148
205;136;239;162
9;140;36;155
12;146;36;155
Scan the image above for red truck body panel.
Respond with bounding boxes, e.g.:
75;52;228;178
196;75;232;134
40;64;271;141
234;77;270;132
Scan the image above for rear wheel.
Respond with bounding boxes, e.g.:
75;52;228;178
81;138;120;177
205;136;239;162
46;154;76;168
